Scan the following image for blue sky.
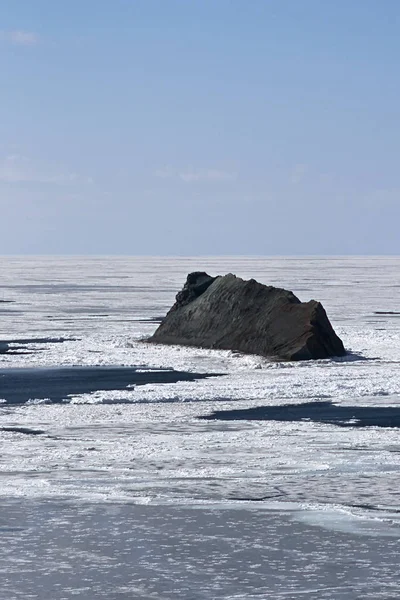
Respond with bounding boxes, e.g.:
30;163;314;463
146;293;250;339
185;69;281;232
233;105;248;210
1;0;399;254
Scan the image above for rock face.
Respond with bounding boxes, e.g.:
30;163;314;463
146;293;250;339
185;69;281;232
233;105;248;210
148;272;346;361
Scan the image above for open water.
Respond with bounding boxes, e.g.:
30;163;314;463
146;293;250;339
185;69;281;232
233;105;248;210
0;256;399;599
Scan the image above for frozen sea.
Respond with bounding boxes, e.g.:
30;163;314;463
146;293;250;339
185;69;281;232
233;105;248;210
0;255;399;599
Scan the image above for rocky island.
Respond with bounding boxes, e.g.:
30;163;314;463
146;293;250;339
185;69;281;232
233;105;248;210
148;272;346;361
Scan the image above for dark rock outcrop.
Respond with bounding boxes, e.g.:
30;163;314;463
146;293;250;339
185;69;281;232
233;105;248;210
148;272;346;361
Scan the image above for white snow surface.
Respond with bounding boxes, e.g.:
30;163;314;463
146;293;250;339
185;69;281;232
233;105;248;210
0;256;399;528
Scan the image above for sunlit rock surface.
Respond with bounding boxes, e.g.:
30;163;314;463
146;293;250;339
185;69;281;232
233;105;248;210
149;272;346;361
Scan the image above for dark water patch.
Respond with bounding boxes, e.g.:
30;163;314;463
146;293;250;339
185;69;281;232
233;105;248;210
132;316;164;324
228;493;281;502
0;337;78;357
201;400;400;428
0;426;45;436
63;313;111;317
0;366;218;404
345;502;400;514
2;351;35;356
0;337;78;345
85;317;163;323
46;317;85;322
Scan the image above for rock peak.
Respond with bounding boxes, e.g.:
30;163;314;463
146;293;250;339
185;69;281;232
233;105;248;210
169;271;217;313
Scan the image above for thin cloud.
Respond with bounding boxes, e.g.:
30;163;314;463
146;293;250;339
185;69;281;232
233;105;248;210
0;30;39;46
0;154;93;185
155;166;237;183
179;169;236;183
154;166;175;179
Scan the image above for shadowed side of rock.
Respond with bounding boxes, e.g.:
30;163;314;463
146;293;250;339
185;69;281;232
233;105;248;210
169;272;217;312
148;272;346;361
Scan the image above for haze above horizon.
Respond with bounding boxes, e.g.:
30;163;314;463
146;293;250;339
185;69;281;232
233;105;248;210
1;0;399;255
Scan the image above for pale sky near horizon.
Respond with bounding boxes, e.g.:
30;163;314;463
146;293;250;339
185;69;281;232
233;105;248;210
0;0;399;255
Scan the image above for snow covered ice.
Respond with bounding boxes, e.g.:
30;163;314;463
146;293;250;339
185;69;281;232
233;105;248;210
0;256;399;599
